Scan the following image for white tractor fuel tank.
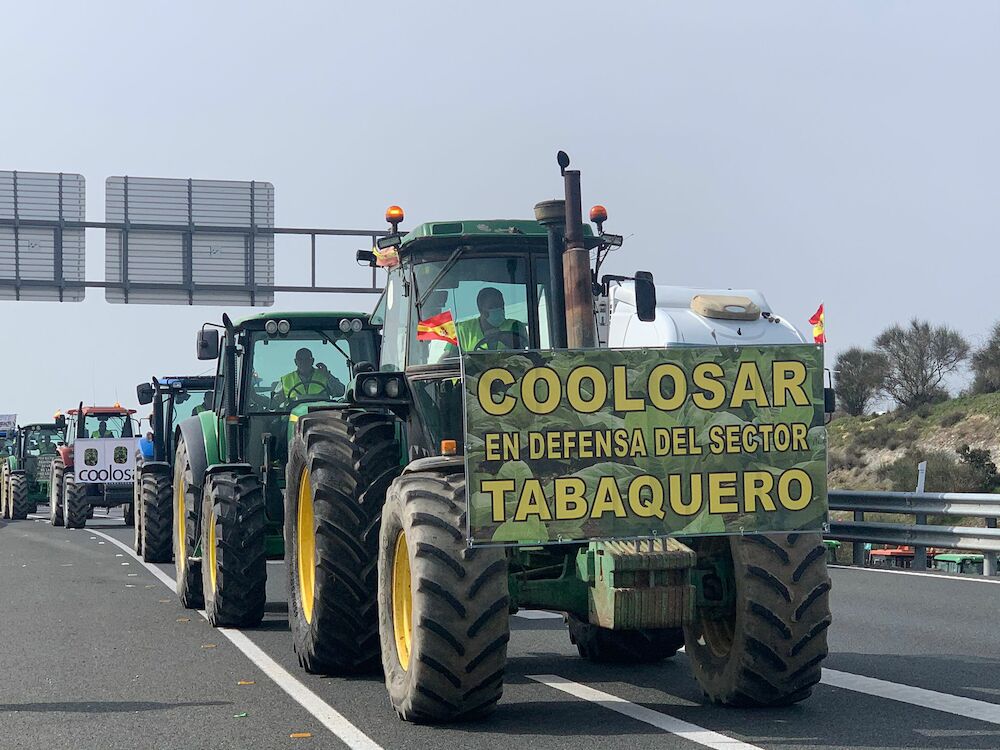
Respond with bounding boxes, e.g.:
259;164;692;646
602;284;806;349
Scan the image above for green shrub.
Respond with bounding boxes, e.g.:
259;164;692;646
877;449;978;493
939;411;964;428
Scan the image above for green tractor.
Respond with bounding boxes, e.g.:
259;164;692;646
1;420;65;520
281;156;833;723
134;375;216;562
171;312;381;628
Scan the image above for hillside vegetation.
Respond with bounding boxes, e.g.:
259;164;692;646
828;392;1000;491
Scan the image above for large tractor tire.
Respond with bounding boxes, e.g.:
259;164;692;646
63;473;89;529
567;616;685;663
133;469;143;554
201;470;267;627
140;472;173;563
683;533;832;707
286;409;400;674
49;460;65;526
173;438;204;609
0;468;9;520
378;471;509;723
9;474;32;520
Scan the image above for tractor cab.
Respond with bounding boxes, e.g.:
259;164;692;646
66;406;136;443
362;216;605;461
192;311;379;549
137;375;217;463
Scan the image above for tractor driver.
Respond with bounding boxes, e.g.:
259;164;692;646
192;391;214;417
38;435;56;454
91;418;114;438
277;347;346;405
454;287;525;352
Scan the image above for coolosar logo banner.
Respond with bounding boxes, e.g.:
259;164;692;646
74;438;138;484
463;345;827;545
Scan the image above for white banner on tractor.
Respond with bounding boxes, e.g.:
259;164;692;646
75;438;138;484
0;414;15;432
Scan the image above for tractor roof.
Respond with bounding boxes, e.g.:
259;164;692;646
397;219;596;252
22;423;59;430
934;553;984;562
233;311;372;328
68;406;136;416
156;375;216;391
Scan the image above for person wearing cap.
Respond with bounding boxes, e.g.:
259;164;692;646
278;348;345;404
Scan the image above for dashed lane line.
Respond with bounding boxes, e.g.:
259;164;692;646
821;669;1000;725
528;675;763;750
88;528;383;750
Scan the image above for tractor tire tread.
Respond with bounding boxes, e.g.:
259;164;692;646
380;471;509;723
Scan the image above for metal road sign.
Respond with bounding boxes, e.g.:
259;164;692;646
0;168;387;305
104;177;275;306
0;171;86;301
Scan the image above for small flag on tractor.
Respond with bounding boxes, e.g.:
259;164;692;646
372;245;400;268
417;310;458;346
809;303;826;344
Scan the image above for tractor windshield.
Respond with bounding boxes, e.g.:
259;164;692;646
178;389;215;420
247;327;377;413
409;253;552;366
25;427;61;455
83;415;131;438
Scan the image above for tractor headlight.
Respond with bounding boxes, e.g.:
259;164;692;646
361;378;380;398
265;320;278;335
350;318;363;332
339;319;352;333
384;378;401;399
276;319;291;335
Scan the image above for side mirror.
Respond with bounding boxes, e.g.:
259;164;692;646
136;383;154;405
356;249;376;266
54;414;66;429
635;271;657;322
197;329;220;360
824;387;836;415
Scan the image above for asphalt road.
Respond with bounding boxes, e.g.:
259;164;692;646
2;508;998;750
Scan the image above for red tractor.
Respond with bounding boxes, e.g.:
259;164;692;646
50;404;138;528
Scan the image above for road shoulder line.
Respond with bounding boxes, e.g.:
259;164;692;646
829;565;1000;585
89;528;384;750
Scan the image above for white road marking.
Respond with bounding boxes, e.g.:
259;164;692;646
88;529;384;750
829;565;1000;585
822;669;1000;725
514;610;564;620
528;675;763;750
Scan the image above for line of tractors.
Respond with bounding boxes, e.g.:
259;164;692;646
3;156;836;724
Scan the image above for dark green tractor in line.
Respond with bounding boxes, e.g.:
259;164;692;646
280;159;833;723
171;312;381;628
1;421;64;520
134;375;216;562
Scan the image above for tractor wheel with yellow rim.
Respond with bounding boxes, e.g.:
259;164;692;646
0;462;9;519
285;409;400;674
378;470;510;723
201;469;267;627
172;438;204;609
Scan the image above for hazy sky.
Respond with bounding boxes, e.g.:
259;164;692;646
2;1;997;423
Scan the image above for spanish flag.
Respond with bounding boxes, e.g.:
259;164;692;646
809;303;826;344
417;310;458;346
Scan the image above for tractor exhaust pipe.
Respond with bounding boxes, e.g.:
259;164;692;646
534;199;567;349
558;152;597;349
